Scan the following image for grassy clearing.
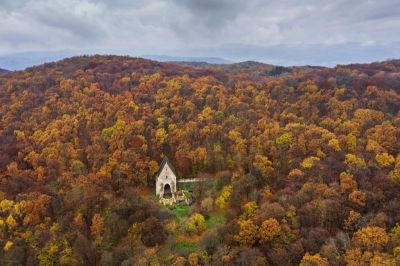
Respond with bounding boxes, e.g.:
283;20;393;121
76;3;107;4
173;241;198;256
170;205;191;222
206;211;226;229
179;182;194;191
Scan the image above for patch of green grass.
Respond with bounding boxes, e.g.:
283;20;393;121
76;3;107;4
171;205;190;222
206;211;226;229
173;241;198;256
180;183;194;191
183;191;191;198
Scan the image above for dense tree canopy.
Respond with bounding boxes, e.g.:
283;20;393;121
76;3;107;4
0;55;399;265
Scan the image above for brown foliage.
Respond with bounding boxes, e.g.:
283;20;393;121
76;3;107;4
352;226;389;251
348;190;367;207
259;218;281;244
140;216;167;247
0;55;400;264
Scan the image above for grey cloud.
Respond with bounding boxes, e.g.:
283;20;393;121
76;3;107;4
89;0;149;9
27;2;105;41
1;0;27;12
362;1;400;21
0;0;399;67
176;0;245;26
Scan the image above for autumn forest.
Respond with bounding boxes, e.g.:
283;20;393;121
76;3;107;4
0;55;400;265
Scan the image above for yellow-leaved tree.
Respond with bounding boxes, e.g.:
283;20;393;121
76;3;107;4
234;219;259;246
299;253;328;266
375;153;395;168
215;185;232;209
259;218;281;244
352;226;389;251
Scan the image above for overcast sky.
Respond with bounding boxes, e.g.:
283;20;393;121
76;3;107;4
1;0;400;68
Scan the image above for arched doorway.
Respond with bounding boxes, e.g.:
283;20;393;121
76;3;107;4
163;184;172;198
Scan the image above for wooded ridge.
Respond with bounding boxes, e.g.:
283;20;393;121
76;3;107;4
0;55;399;265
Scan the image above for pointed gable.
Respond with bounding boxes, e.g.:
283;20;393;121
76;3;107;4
156;156;177;178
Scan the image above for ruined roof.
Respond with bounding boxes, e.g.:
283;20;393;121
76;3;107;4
156;156;177;178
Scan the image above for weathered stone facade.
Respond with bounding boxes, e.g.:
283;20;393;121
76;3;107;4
155;157;177;200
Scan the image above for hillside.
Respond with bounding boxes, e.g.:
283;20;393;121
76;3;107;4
0;55;400;265
143;55;233;64
0;68;9;74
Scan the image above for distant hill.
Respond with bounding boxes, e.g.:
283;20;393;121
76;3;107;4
0;68;9;74
170;60;273;68
0;51;76;71
0;52;233;70
167;61;216;68
143;54;233;64
230;60;274;67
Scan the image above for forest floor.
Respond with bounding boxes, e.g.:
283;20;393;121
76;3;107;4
171;206;226;256
205;211;226;229
144;183;226;256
